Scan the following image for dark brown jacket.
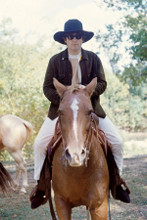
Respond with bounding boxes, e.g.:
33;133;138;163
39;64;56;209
43;48;107;119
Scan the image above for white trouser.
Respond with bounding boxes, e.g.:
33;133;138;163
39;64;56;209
34;116;123;180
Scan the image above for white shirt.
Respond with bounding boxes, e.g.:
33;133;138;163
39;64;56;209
68;53;82;83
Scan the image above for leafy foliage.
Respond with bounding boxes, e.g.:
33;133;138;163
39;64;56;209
101;72;146;131
95;0;147;88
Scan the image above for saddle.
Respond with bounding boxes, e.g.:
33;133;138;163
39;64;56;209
30;114;130;211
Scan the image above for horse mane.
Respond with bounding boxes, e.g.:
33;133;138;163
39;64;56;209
67;84;86;94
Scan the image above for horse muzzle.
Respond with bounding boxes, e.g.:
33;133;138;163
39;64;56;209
65;147;87;167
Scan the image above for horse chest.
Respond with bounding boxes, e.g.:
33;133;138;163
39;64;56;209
53;157;103;201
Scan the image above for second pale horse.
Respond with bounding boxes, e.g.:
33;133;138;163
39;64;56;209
0;114;33;193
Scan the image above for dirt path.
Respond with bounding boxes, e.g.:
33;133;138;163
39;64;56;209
0;155;147;220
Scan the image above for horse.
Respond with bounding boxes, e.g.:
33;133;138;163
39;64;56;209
0;114;33;193
51;77;109;220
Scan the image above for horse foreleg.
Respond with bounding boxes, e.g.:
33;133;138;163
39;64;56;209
89;195;108;220
11;151;28;193
13;164;21;189
20;160;28;193
54;194;71;220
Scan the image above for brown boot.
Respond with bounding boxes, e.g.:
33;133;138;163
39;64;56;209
115;184;130;203
30;181;48;209
110;178;131;203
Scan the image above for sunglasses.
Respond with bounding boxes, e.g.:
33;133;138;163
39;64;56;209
65;33;83;40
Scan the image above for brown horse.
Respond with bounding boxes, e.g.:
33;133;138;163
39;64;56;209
52;77;109;220
0;114;33;193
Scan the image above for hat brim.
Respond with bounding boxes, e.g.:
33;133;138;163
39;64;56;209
54;30;94;44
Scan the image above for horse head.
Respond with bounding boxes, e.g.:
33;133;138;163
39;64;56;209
53;77;97;167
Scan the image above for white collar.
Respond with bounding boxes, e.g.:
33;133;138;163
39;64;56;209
68;52;81;60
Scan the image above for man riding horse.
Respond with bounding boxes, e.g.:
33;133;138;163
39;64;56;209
30;19;130;209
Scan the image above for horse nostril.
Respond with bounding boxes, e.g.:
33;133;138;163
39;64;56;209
81;149;86;155
65;149;71;160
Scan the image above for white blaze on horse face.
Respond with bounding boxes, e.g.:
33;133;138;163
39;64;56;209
70;98;79;142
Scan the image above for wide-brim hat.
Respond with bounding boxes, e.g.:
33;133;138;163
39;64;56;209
54;19;94;44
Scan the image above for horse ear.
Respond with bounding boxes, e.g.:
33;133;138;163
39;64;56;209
53;78;67;97
85;77;97;97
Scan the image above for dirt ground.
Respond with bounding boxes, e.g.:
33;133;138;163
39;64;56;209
0;155;146;220
0;131;147;220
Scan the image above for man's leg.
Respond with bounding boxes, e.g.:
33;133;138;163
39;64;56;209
34;117;58;181
30;117;58;209
98;116;130;203
98;116;123;175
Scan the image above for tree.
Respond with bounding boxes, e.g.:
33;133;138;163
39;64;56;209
101;71;146;131
95;0;147;87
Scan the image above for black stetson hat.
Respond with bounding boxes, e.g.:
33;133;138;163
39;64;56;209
54;19;94;44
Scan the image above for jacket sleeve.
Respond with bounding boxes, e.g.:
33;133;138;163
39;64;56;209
92;55;107;97
43;57;60;105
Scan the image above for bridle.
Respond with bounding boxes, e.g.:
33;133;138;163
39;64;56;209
57;112;108;167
